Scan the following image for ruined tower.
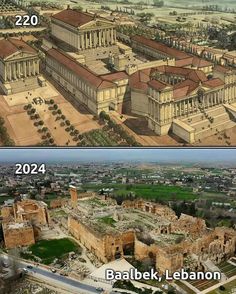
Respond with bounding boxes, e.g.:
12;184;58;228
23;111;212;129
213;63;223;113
69;185;78;208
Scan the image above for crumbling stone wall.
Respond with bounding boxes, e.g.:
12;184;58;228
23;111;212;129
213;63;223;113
13;200;50;226
172;213;207;237
68;216;135;263
122;200;177;221
50;197;68;209
1;206;14;221
156;248;184;274
3;223;35;249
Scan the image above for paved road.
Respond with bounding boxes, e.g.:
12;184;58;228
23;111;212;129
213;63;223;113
1;254;102;294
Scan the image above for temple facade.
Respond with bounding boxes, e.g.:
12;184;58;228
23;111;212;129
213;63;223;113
50;8;117;54
0;38;45;95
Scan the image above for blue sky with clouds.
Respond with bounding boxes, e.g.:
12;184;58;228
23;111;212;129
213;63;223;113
0;149;235;164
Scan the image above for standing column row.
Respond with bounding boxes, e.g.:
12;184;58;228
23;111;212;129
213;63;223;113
5;59;39;81
79;28;117;50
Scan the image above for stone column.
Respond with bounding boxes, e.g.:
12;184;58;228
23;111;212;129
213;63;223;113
35;60;39;75
81;33;85;49
94;31;97;47
104;30;107;45
13;62;17;79
89;32;92;48
17;62;20;78
14;62;17;79
85;32;89;49
107;29;110;45
26;60;29;76
30;60;33;76
111;28;114;44
11;63;14;80
100;30;104;46
8;63;12;81
23;61;26;77
33;60;36;75
99;30;102;46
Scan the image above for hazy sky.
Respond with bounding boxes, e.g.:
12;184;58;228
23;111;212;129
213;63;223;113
0;149;235;164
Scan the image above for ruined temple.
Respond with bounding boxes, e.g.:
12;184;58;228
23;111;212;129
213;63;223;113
68;197;236;274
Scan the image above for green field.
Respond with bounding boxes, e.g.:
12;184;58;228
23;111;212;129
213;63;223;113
50;209;68;218
218;261;236;278
83;183;200;201
0;196;13;205
22;238;81;265
208;279;236;294
98;216;116;227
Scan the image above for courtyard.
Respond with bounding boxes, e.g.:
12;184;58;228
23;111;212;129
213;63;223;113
0;79;101;146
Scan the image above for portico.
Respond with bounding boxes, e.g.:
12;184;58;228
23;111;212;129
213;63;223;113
0;38;45;95
51;8;117;53
78;28;116;50
4;59;40;81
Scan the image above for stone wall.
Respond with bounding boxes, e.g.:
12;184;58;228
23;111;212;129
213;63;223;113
13;200;50;226
172;213;207;237
3;223;35;249
68;216;135;263
1;206;14;221
50;197;68;209
122;200;177;221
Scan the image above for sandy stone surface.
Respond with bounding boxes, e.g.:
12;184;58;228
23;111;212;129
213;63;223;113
195;126;236;147
0;80;101;146
7;112;41;146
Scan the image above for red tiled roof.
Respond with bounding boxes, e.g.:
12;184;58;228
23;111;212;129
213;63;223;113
131;35;190;60
130;64;222;102
175;56;212;68
100;71;128;81
52;9;94;27
192;56;212;68
129;69;151;91
153;65;207;83
148;79;168;91
188;70;208;83
162;65;192;76
46;48;115;89
214;65;231;74
203;78;224;88
173;79;199;100
175;57;193;67
0;38;37;59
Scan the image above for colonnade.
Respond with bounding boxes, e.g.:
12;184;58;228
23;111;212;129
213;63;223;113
173;89;225;118
148;87;234;124
4;59;39;81
78;28;116;50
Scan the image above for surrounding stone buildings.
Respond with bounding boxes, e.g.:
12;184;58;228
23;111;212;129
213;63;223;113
41;7;236;143
67;196;236;275
129;35;236;143
0;38;46;95
1;199;50;249
44;7;131;114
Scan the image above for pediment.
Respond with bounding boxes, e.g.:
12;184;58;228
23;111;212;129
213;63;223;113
79;19;114;29
191;86;202;95
5;51;37;61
